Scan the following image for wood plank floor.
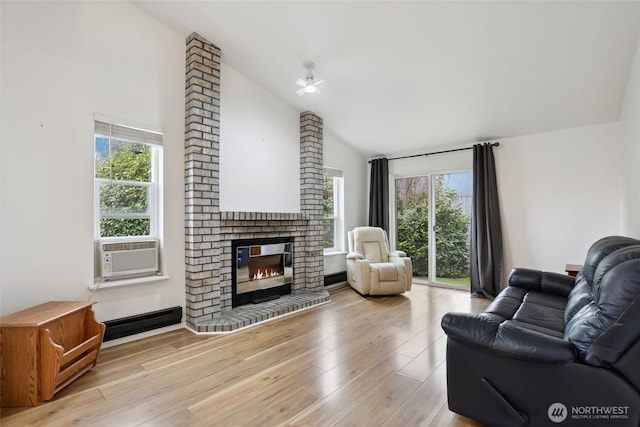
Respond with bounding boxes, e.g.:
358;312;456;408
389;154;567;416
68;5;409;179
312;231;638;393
0;284;489;427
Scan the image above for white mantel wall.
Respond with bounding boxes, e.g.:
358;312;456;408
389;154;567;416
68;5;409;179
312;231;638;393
0;1;185;321
219;64;300;213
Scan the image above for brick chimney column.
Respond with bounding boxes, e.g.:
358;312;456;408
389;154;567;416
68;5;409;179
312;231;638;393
299;111;324;292
184;33;222;328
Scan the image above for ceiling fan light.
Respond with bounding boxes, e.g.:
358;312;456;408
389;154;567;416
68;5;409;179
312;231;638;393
305;85;316;94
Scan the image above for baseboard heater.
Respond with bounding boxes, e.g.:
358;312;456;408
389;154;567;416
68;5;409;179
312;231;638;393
325;271;347;286
103;306;182;341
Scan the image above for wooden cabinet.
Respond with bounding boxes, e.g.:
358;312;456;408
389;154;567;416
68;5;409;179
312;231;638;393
565;263;583;277
0;301;105;407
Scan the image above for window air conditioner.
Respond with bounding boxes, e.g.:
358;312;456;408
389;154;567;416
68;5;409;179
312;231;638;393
99;240;159;279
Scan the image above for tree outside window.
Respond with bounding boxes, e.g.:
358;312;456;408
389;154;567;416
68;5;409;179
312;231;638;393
95;138;153;237
323;176;336;249
396;172;471;286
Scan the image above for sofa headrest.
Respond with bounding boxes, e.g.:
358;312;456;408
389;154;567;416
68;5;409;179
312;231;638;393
592;244;640;303
582;236;640;286
565;243;640;366
350;227;390;263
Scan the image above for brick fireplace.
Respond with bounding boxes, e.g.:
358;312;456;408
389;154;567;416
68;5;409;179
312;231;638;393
184;33;329;332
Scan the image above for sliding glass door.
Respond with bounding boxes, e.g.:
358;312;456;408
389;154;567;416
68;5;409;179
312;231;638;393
395;171;472;287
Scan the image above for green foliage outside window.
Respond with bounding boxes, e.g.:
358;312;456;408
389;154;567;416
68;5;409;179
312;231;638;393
323;177;335;248
100;218;151;237
397;205;429;275
96;140;152;237
96;141;151;182
396;175;470;279
323;219;335;249
433;182;471;278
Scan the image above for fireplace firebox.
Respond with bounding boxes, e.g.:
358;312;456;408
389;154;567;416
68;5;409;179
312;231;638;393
232;237;293;307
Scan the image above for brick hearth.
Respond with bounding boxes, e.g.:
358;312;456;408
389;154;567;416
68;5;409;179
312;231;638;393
184;33;328;332
194;291;330;333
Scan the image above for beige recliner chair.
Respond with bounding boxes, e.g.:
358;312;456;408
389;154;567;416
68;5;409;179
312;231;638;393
346;226;413;295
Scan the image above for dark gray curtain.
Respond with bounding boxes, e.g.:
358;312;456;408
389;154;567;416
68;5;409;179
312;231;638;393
368;158;389;232
470;143;503;298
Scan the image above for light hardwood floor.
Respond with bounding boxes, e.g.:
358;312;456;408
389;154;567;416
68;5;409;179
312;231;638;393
0;284;489;427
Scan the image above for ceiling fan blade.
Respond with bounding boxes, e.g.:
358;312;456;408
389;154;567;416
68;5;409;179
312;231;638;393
296;79;307;87
296;88;306;96
314;80;325;86
314;87;322;95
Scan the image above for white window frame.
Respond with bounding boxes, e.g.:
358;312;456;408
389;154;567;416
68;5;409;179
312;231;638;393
93;116;163;244
323;167;344;253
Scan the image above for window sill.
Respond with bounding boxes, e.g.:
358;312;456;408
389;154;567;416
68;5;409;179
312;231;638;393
89;275;170;291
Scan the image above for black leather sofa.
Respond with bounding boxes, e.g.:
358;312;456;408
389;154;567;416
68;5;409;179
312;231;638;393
441;236;640;427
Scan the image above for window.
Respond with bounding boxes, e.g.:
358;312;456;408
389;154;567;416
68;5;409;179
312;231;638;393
323;167;344;252
94;119;162;241
395;171;472;287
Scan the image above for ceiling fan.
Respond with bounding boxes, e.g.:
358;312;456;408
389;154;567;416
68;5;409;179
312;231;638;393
296;61;324;96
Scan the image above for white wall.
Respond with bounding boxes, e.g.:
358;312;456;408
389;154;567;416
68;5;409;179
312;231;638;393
497;123;621;276
219;65;300;213
323;130;368;275
0;2;186;322
619;31;640;238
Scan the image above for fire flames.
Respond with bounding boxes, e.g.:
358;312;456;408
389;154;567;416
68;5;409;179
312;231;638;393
252;268;282;280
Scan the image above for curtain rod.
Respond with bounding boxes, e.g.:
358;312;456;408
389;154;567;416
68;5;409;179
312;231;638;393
368;142;499;163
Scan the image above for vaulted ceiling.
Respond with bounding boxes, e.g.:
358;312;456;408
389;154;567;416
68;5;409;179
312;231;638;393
134;1;640;157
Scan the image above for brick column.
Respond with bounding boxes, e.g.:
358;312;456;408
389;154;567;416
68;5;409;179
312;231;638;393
299;111;324;292
184;33;222;328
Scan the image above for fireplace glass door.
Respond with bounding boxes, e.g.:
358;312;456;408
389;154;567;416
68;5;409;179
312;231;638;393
233;239;293;306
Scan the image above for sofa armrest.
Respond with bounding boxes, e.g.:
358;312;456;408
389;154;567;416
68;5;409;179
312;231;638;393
388;254;413;291
509;268;575;297
442;313;577;363
389;250;407;258
441;312;500;347
346;252;364;260
346;258;371;294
